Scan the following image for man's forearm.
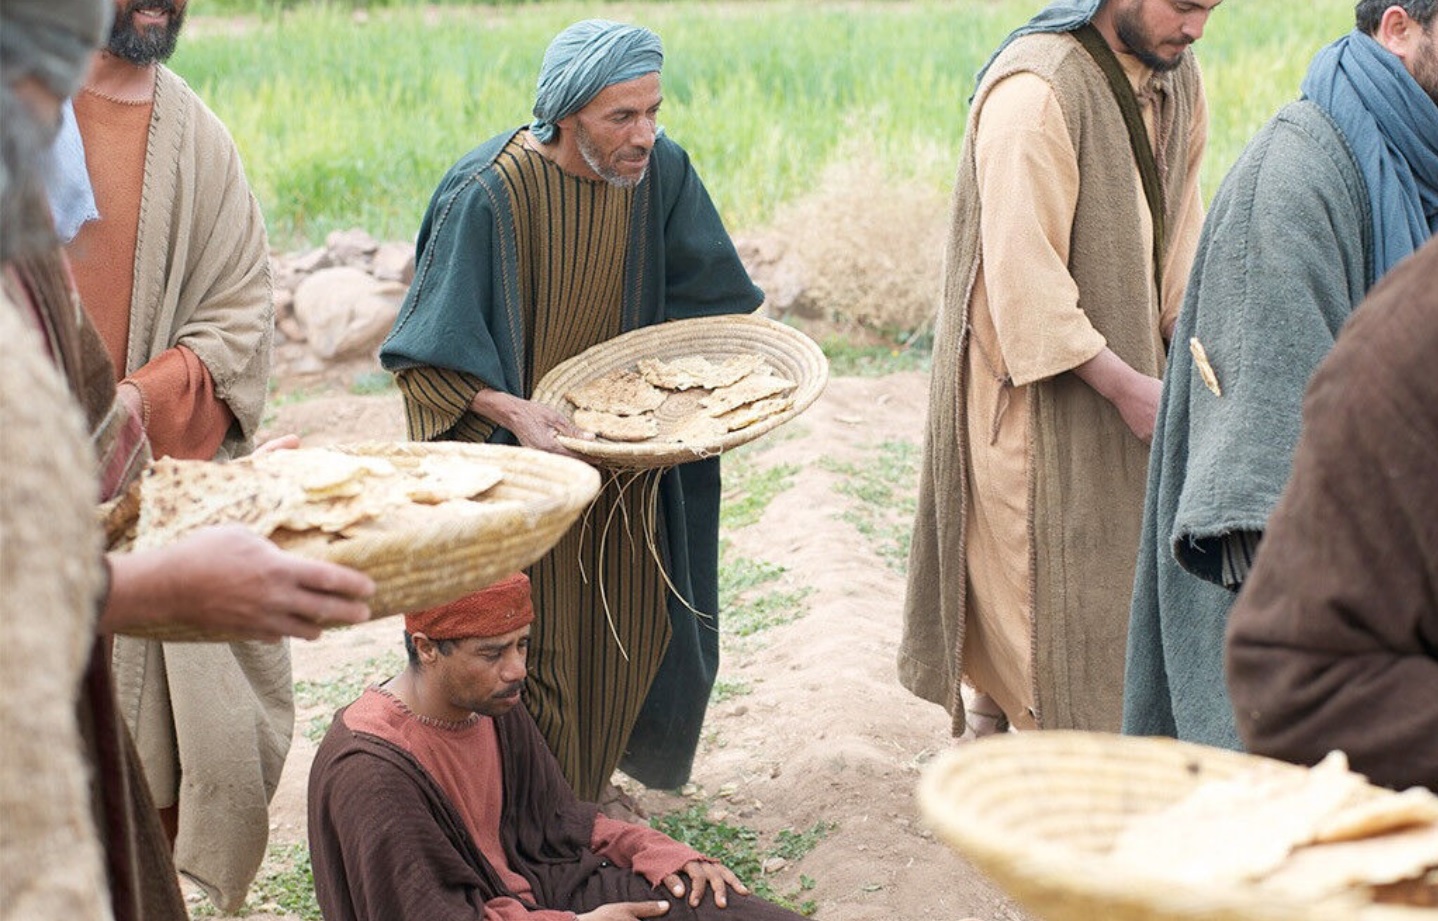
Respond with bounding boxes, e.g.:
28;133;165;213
1072;347;1162;442
468;387;522;429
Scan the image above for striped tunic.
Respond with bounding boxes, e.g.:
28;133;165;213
396;135;671;800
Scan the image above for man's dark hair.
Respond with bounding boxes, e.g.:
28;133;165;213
403;631;457;668
1356;0;1437;34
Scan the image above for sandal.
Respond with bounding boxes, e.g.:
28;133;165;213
957;691;1010;743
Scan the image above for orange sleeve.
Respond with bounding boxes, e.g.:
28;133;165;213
125;344;235;460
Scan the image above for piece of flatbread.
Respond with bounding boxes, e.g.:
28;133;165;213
1315;788;1438;844
403;455;505;504
638;354;767;391
1261;821;1438;899
700;373;797;416
666;414;727;446
564;369;667;415
133;457;300;551
573;408;660;442
1107;751;1367;886
715;396;793;432
255;449;397;499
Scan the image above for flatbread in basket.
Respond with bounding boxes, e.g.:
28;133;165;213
917;732;1438;921
105;442;600;629
531;314;828;470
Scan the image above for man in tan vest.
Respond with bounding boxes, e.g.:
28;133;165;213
901;0;1220;740
66;0;284;911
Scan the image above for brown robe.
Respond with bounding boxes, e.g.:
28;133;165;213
309;699;804;921
1226;238;1438;792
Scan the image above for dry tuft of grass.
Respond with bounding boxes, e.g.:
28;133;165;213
759;156;948;344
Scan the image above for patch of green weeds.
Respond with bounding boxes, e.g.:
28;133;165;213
349;370;396;396
651;804;831;916
721;453;800;531
295;651;405;742
710;678;751;704
820;337;931;378
191;842;321;920
719;546;812;638
269;385;322;408
820;439;921;573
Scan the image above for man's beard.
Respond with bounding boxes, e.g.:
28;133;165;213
574;122;646;189
1410;29;1438;109
1112;3;1188;73
108;0;186;65
0;86;60;263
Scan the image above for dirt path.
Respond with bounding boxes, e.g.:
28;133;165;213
209;369;1028;921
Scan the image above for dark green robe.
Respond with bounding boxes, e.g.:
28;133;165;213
381;129;762;791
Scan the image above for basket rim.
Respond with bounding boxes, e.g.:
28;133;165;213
531;314;829;470
916;732;1392;921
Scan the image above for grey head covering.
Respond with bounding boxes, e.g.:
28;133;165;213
971;0;1101;97
0;0;112;99
530;19;663;144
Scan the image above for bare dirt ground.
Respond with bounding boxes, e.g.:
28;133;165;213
200;362;1031;921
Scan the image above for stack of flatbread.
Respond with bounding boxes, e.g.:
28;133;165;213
127;447;509;555
1108;751;1438;908
564;353;797;445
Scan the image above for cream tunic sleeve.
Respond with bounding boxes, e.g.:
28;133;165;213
974;71;1107;387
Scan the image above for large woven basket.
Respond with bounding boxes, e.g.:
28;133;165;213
319;442;598;617
917;732;1430;921
531;314;828;470
111;441;599;638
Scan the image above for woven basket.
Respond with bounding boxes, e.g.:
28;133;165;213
112;441;599;639
531;314;828;470
917;732;1428;921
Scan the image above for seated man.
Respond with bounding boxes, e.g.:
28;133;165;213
308;574;806;921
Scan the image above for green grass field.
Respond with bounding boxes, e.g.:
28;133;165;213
174;1;1354;248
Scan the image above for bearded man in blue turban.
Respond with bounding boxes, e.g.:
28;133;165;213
382;20;762;808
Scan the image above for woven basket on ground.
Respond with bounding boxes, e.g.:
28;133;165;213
917;732;1428;921
111;441;599;638
531;314;828;470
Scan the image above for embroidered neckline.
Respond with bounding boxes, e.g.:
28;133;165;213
370;684;481;731
81;85;151;106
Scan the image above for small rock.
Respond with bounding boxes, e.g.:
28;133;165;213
326;227;380;268
372;241;416;284
761;857;788;874
294;265;405;360
289;246;333;274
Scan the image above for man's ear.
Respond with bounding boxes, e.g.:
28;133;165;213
411;632;438;665
1375;5;1420;61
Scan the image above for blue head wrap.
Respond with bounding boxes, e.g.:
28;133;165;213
1302;30;1438;280
530;19;663;144
972;0;1101;98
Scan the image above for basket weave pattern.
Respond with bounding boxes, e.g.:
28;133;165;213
115;441;599;639
531;314;828;470
917;732;1400;921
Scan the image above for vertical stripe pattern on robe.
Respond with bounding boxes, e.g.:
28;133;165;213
397;137;671;800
